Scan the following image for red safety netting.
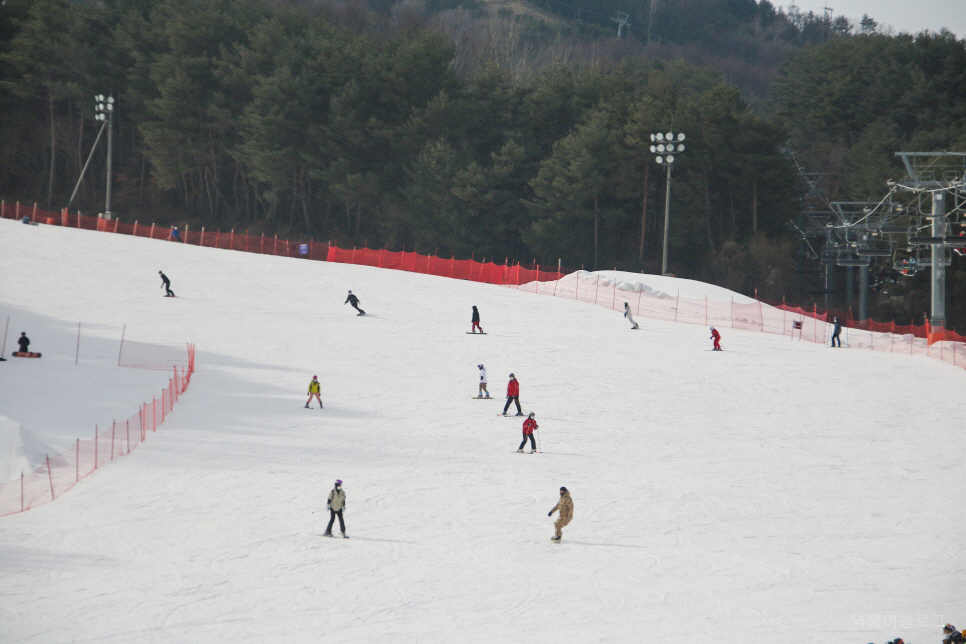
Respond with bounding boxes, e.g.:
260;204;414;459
0;344;195;517
325;246;567;285
503;270;966;370
119;338;193;370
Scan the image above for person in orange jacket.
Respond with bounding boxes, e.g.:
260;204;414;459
710;326;722;351
502;373;522;416
516;412;538;453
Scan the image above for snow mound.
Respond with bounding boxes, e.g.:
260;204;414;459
0;416;59;483
563;269;757;303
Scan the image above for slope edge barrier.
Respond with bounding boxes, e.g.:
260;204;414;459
0;343;195;517
503;271;966;370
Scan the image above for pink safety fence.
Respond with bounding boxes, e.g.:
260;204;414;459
0;343;195;517
505;271;966;368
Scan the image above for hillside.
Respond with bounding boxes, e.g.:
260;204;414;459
0;218;963;643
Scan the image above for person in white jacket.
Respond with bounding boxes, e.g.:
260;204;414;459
623;302;639;329
477;364;490;398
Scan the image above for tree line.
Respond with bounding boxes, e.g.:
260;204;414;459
2;0;965;315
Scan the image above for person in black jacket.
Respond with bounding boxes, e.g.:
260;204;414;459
471;305;483;333
345;290;365;315
830;317;842;347
159;271;175;297
943;625;965;644
17;332;30;353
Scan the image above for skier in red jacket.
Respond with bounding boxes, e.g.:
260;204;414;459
502;373;523;416
710;326;722;351
517;412;538;453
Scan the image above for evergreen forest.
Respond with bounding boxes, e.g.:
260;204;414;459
2;0;966;326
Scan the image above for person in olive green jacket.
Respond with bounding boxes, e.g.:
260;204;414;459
548;486;573;542
324;480;347;538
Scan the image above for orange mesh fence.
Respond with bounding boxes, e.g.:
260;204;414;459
0;346;194;517
505;271;966;370
119;339;193;371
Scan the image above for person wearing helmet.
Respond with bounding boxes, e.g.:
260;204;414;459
345;290;365;315
710;326;721;351
168;226;183;242
943;625;966;644
477;364;489;398
471;305;483;334
517;412;538;453
623;301;639;329
324;480;347;538
502;373;522;416
548;486;573;542
306;375;322;409
830;316;842;347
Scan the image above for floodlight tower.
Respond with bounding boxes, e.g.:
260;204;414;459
650;131;686;275
95;94;114;219
893;151;966;332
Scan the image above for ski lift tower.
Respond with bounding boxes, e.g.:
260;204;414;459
893;152;966;333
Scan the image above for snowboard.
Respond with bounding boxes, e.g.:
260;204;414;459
12;352;41;358
465;332;487;335
471;396;495;400
164;294;176;297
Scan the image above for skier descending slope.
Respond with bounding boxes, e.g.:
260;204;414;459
548;487;573;542
623;302;639;329
159;271;175;297
477;364;490;398
470;305;483;333
345;290;366;315
306;375;322;409
324;480;348;538
710;326;722;351
502;373;523;416
516;412;538;453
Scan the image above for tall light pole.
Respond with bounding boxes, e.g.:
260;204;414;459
95;94;114;219
650;131;685;276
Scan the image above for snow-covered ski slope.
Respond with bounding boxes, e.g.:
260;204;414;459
0;217;963;644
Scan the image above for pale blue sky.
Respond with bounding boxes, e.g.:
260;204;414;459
787;0;965;38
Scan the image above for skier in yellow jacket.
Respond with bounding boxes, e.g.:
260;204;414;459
548;486;573;542
305;375;322;409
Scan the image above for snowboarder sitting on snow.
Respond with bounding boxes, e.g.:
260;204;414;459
517;412;538;453
345;290;365;315
830;317;842;347
623;302;639;329
944;625;966;644
17;332;30;353
502;373;523;416
471;305;483;333
478;364;489;398
159;271;175;297
548;486;573;542
324;479;347;538
710;326;721;351
306;375;322;409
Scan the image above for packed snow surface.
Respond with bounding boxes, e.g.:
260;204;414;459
0;218;963;644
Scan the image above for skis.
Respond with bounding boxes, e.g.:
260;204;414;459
497;413;526;417
513;450;540;454
323;533;349;539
